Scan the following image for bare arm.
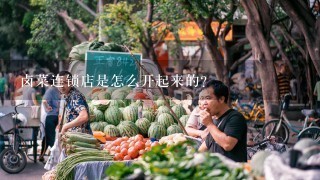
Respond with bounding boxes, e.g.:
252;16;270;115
61;109;88;133
185;126;203;137
31;93;39;106
200;109;238;152
206;124;238;151
198;141;208;152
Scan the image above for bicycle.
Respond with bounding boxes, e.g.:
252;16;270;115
261;94;320;144
232;99;265;142
0;103;27;174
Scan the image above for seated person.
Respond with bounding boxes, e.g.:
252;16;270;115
185;92;212;139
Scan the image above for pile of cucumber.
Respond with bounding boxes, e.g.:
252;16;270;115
61;132;101;155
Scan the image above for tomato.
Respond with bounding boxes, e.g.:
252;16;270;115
113;139;121;146
120;148;128;156
129;141;135;148
115;146;121;153
134;141;145;150
128;147;139;159
110;146;116;151
114;153;124;161
123;155;131;160
122;136;129;141
134;134;144;142
145;147;151;151
120;143;129;149
120;141;127;146
104;144;112;150
139;149;145;155
145;141;151;147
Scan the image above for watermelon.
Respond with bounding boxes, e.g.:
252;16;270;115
135;118;151;136
122;106;138;122
92;100;110;112
99;122;109;130
157;113;175;129
104;125;120;137
179;115;190;127
117;121;139;137
90;122;101;131
109;100;125;108
157;106;171;115
111;88;129;100
143;110;155;122
92;109;105;122
172;104;187;119
104;106;123;125
130;100;143;107
149;122;161;129
148;124;167;139
156;99;167;107
167;124;183;135
98;91;111;100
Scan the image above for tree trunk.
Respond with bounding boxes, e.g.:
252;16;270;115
279;0;320;76
241;0;279;122
144;0;164;75
98;0;107;42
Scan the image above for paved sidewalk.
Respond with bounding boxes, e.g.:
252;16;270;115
0;159;47;180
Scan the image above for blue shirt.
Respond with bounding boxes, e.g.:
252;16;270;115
65;87;91;134
43;86;60;116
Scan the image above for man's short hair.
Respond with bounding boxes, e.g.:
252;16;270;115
58;71;72;79
203;79;229;103
46;73;55;85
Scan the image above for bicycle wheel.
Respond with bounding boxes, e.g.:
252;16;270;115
298;127;320;142
261;120;290;144
0;148;27;174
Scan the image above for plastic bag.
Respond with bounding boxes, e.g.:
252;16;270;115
44;129;61;170
264;153;320;180
40;102;47;139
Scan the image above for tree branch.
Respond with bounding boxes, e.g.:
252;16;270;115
75;0;97;17
275;25;306;57
230;51;252;71
17;3;30;11
57;11;87;42
270;32;295;76
230;38;249;53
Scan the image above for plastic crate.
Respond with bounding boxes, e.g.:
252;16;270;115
0;113;14;135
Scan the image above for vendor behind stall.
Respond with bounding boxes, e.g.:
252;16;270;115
57;71;92;135
198;79;247;162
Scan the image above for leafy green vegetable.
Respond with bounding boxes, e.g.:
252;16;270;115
106;141;247;179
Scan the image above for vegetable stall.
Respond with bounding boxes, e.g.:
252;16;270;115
42;43;319;180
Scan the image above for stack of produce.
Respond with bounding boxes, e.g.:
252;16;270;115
158;133;187;146
55;150;113;180
103;134;159;161
106;142;247;179
61;132;101;155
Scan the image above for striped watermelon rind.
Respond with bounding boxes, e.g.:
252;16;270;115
142;110;155;122
117;121;139;137
172;104;187;119
148;124;167;139
104;125;120;137
157;113;175;129
122;106;138;122
167;124;183;135
135;118;151;136
104;106;123;126
180;115;190;127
